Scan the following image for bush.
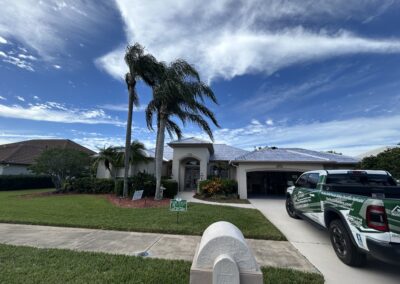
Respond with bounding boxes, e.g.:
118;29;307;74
0;175;54;191
114;179;124;196
130;172;156;198
63;178;114;194
161;179;178;198
199;178;238;197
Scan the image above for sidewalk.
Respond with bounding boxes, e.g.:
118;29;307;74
177;191;256;209
0;223;317;273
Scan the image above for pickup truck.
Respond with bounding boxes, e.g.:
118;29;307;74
286;170;400;266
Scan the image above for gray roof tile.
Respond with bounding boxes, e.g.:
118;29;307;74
234;147;358;163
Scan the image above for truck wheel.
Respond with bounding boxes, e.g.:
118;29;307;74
329;219;366;267
286;197;299;219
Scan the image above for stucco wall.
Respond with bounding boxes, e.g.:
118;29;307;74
96;160;169;179
171;147;210;191
236;162;325;199
0;164;31;175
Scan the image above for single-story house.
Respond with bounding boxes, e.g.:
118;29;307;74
96;137;359;199
0;139;95;175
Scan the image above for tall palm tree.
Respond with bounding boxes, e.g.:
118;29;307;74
146;60;219;200
93;146;124;180
123;43;163;197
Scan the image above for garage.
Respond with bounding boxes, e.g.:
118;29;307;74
246;171;302;197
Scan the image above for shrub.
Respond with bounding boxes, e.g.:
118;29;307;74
199;178;238;196
220;179;238;194
130;172;156;198
0;175;54;191
114;179;124;196
161;179;178;198
63;178;114;194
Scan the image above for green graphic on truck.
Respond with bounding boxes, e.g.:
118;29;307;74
286;170;400;266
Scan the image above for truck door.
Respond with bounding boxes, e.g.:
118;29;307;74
293;173;311;213
301;173;322;214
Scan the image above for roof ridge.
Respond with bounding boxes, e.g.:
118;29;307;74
2;144;23;163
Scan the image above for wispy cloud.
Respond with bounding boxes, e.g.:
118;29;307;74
0;101;123;125
0;96;6;100
16;96;25;102
187;114;400;156
99;103;147;112
0;1;113;62
0;36;7;44
97;0;400;81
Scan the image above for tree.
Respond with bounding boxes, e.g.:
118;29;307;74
123;43;162;198
126;140;148;175
92;146;123;180
146;60;219;200
359;148;400;178
30;148;91;191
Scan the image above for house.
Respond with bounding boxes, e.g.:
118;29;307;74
96;137;358;199
0;139;95;175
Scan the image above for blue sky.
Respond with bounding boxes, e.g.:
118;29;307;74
1;0;400;156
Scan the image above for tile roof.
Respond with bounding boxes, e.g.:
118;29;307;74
210;144;249;161
0;139;95;165
234;147;358;164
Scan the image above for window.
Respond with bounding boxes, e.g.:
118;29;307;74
296;174;309;187
308;173;320;189
326;173;396;186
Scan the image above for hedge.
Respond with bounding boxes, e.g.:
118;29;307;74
0;175;54;191
114;172;156;197
161;179;178;198
63;178;114;194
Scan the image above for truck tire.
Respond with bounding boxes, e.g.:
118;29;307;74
329;219;367;267
286;196;299;219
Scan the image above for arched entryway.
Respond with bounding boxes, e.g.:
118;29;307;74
183;158;200;191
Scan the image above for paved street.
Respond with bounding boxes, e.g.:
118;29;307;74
0;223;317;273
250;198;400;284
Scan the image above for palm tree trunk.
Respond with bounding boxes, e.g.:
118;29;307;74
123;87;135;198
154;111;166;200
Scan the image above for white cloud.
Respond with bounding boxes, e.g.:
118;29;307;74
0;36;7;44
16;96;25;102
0;51;6;57
266;119;274;126
33;95;39;100
0;96;6;100
18;53;37;60
206;115;400;156
97;0;400;81
99;103;147;112
0;1;112;61
53;64;61;69
0;101;123;125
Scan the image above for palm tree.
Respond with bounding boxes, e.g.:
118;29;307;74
93;146;124;180
127;140;149;175
123;43;163;197
146;60;219;200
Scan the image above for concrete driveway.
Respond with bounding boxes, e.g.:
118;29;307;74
250;198;400;284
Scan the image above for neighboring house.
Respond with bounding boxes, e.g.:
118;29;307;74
356;146;399;159
97;137;358;199
0;139;95;175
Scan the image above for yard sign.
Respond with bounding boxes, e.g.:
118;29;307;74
170;198;187;224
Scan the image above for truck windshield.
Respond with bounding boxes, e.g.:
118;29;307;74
326;174;397;186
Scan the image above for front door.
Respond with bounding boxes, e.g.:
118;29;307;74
184;166;200;191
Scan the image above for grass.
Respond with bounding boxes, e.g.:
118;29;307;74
0;189;285;240
0;244;324;284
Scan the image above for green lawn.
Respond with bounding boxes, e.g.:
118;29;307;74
0;189;285;240
0;244;324;284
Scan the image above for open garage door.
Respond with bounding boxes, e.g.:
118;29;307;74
247;171;302;197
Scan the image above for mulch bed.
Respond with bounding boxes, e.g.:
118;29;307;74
106;195;170;208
